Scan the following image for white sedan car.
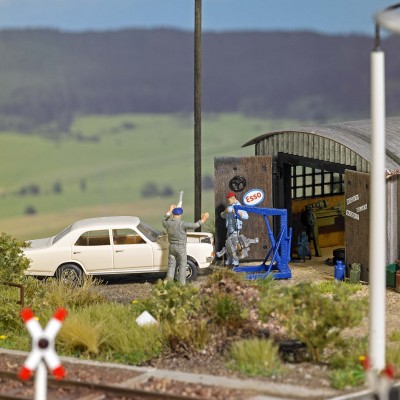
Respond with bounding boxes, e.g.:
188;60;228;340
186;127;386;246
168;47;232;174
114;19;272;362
24;216;214;283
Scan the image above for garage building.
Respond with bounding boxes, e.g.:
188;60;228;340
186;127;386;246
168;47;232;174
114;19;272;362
214;117;400;282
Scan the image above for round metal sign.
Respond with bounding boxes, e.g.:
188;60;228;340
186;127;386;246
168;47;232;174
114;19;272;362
229;176;247;192
243;188;264;206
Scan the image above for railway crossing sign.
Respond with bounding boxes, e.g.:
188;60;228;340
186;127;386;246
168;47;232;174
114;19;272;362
18;308;67;400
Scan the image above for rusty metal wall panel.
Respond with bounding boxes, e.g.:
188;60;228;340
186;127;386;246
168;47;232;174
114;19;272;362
345;170;370;282
214;156;273;260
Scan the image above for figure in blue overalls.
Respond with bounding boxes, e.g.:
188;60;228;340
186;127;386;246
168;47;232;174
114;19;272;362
220;191;249;266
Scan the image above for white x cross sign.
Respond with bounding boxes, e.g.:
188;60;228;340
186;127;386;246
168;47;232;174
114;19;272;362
18;308;67;381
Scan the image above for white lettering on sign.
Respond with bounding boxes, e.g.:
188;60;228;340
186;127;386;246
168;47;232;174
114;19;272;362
242;188;264;206
356;204;368;213
346;194;359;205
346;210;360;220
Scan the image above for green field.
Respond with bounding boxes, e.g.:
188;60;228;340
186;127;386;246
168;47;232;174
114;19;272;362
0;113;308;239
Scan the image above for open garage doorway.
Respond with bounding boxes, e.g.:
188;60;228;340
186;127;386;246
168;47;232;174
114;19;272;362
276;153;355;258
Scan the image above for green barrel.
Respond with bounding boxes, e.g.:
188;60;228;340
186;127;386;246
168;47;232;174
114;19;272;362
349;263;361;284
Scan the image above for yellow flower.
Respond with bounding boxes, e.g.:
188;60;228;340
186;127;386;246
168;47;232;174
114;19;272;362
131;300;138;304
0;335;7;340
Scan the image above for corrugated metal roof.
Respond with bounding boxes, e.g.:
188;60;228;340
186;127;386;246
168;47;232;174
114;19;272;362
242;117;400;172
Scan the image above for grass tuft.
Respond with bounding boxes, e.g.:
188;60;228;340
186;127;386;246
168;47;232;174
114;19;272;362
315;280;363;295
57;303;163;363
227;338;285;377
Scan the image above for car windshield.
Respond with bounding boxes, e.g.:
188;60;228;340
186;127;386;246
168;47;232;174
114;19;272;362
136;221;162;242
52;225;72;244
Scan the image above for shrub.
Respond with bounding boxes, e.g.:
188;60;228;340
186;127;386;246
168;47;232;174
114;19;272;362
227;338;284;377
24;205;37;215
329;336;368;370
141;182;159;198
200;268;259;331
209;293;246;329
0;232;30;283
162;319;209;353
329;365;365;389
141;280;201;323
259;282;367;362
0;286;23;332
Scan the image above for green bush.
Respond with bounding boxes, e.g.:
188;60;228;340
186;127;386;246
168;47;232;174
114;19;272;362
162;319;209;353
0;286;23;332
209;293;247;329
329;365;365;389
140;280;201;323
0;232;30;283
329;336;368;370
227;338;285;377
0;234;30;335
259;282;367;362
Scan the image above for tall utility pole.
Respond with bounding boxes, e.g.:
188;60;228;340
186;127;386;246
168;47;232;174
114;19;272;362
194;0;202;224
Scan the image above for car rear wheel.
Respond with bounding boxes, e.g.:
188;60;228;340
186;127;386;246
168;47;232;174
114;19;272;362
176;259;198;282
56;263;83;285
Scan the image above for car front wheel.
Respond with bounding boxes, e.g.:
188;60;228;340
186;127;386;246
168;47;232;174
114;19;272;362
176;259;198;282
56;263;83;285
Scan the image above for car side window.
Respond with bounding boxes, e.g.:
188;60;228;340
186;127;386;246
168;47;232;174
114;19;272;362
113;229;145;245
75;230;110;246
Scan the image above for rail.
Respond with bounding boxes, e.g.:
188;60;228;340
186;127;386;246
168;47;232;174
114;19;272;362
0;370;206;400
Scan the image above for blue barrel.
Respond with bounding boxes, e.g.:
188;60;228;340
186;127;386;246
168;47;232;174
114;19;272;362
334;260;345;281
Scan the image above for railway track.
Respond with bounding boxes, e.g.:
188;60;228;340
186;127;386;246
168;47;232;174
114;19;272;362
0;370;207;400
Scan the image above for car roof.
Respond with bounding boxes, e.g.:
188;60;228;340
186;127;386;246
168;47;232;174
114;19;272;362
71;216;141;231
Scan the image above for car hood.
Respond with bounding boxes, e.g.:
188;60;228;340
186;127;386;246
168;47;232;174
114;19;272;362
27;237;53;250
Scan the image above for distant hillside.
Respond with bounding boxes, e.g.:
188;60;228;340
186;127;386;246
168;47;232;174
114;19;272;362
0;28;399;132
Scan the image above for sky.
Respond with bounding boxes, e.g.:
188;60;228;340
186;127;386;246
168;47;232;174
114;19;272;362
0;0;397;36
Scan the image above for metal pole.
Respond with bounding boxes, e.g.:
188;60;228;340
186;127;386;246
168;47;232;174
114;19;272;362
34;361;47;400
194;0;202;224
369;43;386;374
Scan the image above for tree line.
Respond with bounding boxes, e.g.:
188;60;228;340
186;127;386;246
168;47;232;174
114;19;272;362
0;28;399;134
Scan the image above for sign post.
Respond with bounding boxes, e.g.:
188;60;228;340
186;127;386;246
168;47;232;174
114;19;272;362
19;308;67;400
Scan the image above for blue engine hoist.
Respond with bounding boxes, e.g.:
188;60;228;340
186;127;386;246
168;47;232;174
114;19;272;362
232;205;292;280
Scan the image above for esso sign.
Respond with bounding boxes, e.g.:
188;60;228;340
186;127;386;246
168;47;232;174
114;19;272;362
243;189;264;206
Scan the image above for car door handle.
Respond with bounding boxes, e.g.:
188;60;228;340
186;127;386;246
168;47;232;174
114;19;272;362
73;251;81;254
115;250;124;253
